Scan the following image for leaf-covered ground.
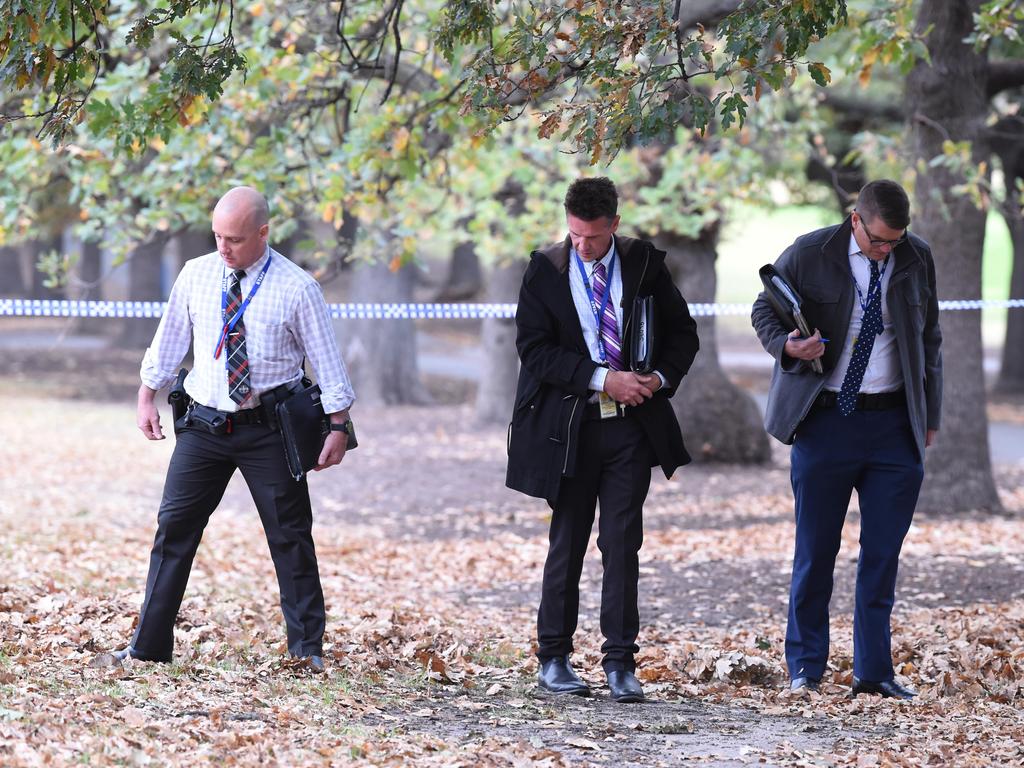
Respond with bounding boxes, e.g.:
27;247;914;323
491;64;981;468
1;386;1023;766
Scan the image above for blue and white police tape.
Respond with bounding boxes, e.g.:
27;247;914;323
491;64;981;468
1;298;1023;319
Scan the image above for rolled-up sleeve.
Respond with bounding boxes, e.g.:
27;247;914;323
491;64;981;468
293;282;355;413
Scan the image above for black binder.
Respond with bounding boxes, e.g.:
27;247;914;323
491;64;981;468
758;264;823;375
629;295;657;374
273;383;357;482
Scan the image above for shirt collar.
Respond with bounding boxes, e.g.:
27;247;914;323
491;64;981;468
573;237;618;274
235;246;272;278
848;233;862;258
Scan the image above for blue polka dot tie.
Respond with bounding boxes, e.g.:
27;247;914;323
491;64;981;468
837;258;882;416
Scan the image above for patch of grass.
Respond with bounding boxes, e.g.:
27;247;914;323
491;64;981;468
466;640;524;669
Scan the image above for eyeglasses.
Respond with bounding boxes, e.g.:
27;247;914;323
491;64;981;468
856;212;907;249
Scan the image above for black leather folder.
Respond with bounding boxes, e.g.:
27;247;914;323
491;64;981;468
758;264;824;375
629;295;657;374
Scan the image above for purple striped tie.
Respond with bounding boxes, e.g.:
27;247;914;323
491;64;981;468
592;261;624;371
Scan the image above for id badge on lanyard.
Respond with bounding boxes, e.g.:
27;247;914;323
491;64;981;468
213;254;272;360
573;250;616;365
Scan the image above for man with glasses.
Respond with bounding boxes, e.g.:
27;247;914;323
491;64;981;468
751;180;942;699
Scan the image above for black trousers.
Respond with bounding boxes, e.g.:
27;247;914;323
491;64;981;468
536;415;652;672
130;423;326;661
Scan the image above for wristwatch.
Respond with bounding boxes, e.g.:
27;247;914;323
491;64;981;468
330;420;353;435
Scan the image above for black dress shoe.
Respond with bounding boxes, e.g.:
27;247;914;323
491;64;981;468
790;676;820;693
537;656;590;696
111;646;169;663
606;669;645;703
852;677;916;699
301;655;325;674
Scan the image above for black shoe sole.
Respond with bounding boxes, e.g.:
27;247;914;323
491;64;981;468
610;693;645;703
537;684;591;697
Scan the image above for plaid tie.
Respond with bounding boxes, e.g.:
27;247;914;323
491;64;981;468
225;269;251;405
837;258;882;416
592;261;624;371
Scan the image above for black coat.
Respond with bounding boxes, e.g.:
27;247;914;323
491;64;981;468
506;234;700;502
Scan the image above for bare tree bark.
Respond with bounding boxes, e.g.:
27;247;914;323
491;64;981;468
990;116;1024;394
907;0;1001;513
344;235;429;405
475;259;525;424
119;235;169;347
994;180;1024;394
436;229;483;302
0;245;27;295
661;228;771;463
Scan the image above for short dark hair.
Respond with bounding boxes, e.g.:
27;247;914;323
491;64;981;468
856;180;910;230
564;177;618;221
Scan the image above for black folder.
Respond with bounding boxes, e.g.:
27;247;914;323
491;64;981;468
629;295;657;374
758;264;824;375
274;386;357;484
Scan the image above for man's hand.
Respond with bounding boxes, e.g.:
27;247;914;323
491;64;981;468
784;328;826;361
926;429;938;448
604;371;654;407
315;410;350;471
137;385;164;441
636;373;662;393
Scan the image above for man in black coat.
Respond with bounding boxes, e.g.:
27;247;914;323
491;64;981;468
507;177;699;702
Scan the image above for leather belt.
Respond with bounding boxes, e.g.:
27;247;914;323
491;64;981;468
814;388;906;411
226;406;266;426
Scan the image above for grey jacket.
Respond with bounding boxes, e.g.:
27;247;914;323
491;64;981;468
751;216;942;459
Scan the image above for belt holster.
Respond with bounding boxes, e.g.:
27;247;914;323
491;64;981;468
168;368;194;435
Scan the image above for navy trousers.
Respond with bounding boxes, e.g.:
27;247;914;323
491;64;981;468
787;403;923;683
536;415;652;672
130;423;326;661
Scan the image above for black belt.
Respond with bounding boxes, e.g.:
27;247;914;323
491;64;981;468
226;406;266;426
583;400;630;420
814;388;906;411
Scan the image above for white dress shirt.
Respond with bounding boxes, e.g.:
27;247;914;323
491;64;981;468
569;240;624;393
141;247;355;413
824;234;904;393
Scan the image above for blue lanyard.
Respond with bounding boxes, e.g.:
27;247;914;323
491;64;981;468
214;253;272;359
573;249;616;364
851;253;888;313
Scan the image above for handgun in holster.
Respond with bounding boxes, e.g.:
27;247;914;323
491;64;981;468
168;368;192;434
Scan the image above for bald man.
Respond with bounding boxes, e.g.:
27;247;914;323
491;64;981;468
113;187;354;672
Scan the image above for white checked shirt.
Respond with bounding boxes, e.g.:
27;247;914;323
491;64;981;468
824;234;903;394
141;247;355;413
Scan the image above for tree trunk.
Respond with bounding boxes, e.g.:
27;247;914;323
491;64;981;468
119;236;169;348
661;229;771;463
436;229;483;301
345;255;429;405
906;0;1001;513
475;259;525;424
0;245;26;295
991;143;1024;393
994;159;1024;394
65;231;104;335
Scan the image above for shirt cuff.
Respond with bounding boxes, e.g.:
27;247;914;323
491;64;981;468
654;370;667;390
589;366;609;393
